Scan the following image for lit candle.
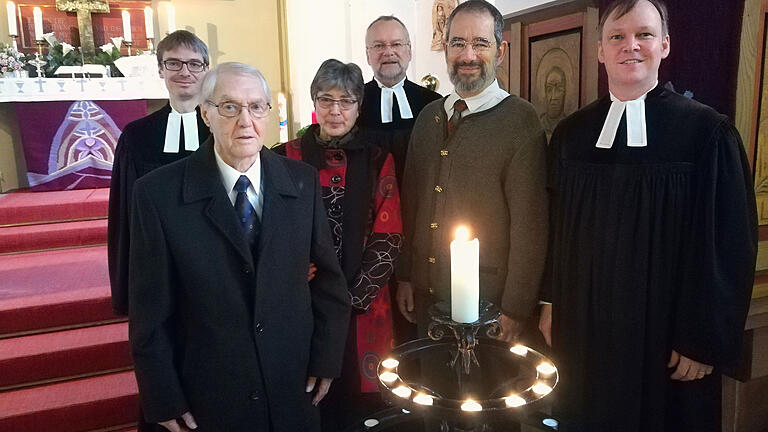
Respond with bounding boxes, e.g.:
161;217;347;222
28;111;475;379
32;6;42;40
122;10;132;42
144;6;154;39
166;3;176;33
450;226;479;323
6;1;17;36
461;399;482;412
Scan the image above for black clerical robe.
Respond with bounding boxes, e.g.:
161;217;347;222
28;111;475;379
358;79;441;185
546;86;757;432
108;103;210;316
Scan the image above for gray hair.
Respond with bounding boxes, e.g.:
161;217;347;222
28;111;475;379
156;30;209;66
366;15;411;43
310;59;364;107
200;62;271;103
446;0;504;46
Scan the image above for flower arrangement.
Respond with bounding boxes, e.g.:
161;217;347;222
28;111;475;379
42;33;124;77
0;43;27;75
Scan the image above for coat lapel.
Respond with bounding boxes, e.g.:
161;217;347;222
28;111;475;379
183;138;254;266
256;147;299;260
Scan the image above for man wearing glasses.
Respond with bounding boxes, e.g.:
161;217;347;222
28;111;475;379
360;15;441;186
399;0;548;348
128;62;349;432
108;30;211;318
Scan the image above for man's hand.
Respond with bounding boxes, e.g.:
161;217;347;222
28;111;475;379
396;281;416;323
539;304;552;346
306;376;333;405
308;263;317;281
159;412;197;432
497;314;522;343
668;350;713;381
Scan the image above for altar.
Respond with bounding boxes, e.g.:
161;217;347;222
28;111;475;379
0;76;167;191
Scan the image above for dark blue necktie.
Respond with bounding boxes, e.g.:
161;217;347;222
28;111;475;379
234;175;260;246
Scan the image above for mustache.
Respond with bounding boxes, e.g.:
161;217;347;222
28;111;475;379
454;61;484;68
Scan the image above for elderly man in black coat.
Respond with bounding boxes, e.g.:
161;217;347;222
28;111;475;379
128;62;350;432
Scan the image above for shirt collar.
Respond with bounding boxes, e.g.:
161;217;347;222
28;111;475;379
596;81;657;149
164;106;200;153
444;79;509;117
376;76;413;123
375;76;406;89
214;147;261;198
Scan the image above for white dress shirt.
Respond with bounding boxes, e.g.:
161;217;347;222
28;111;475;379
214;149;263;218
376;77;414;123
164;107;200;153
444;79;509;119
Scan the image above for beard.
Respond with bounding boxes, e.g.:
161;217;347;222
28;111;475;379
448;57;496;94
376;61;406;84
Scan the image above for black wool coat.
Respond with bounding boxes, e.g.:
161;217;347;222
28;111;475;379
128;139;350;431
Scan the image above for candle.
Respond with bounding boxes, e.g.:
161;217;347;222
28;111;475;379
450;226;479;323
122;10;132;42
166;3;176;33
144;6;154;39
32;6;42;40
6;1;16;36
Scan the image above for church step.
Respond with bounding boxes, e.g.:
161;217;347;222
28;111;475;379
0;246;115;336
0;218;107;254
0;322;131;389
0;188;109;227
0;371;139;432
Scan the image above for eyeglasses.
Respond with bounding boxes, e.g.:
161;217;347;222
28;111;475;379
206;100;272;119
366;42;410;53
315;96;358;111
162;59;207;73
446;38;493;53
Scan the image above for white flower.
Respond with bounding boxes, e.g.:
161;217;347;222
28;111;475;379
42;32;57;46
61;42;75;57
100;43;114;53
111;37;123;49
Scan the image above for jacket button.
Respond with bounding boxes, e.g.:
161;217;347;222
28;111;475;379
430;222;438;229
427;257;436;264
434;185;443;193
242;265;252;274
440;149;448;156
255;322;264;333
331;175;342;183
249;392;260;400
428;287;435;295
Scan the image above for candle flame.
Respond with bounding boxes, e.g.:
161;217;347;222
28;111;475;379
461;399;482;411
455;226;470;241
505;394;526;407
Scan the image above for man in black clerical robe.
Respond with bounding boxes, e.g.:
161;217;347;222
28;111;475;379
108;30;210;316
359;16;441;186
541;1;757;431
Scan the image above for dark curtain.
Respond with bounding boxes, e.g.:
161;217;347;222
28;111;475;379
597;0;746;118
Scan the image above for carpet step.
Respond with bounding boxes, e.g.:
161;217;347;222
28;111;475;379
0;218;107;254
0;246;115;336
0;322;131;389
0;371;139;432
0;188;109;227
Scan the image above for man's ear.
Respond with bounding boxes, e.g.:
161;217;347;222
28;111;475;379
661;34;670;59
496;40;508;67
597;41;605;64
200;104;211;126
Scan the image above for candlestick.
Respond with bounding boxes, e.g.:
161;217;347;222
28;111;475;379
122;10;132;42
144;6;154;39
6;1;17;36
450;226;479;323
35;39;44;56
9;34;17;50
166;3;176;34
123;40;133;56
32;6;42;40
147;37;154;53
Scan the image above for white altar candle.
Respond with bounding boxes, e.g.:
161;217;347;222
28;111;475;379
166;3;176;33
32;6;42;40
7;1;17;36
144;6;154;39
122;10;132;42
450;226;479;323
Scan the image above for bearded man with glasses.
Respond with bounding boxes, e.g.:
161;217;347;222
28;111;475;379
399;0;548;347
108;30;211;319
128;62;349;432
274;58;402;431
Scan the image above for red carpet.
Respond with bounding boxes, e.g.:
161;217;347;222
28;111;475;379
0;188;138;431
